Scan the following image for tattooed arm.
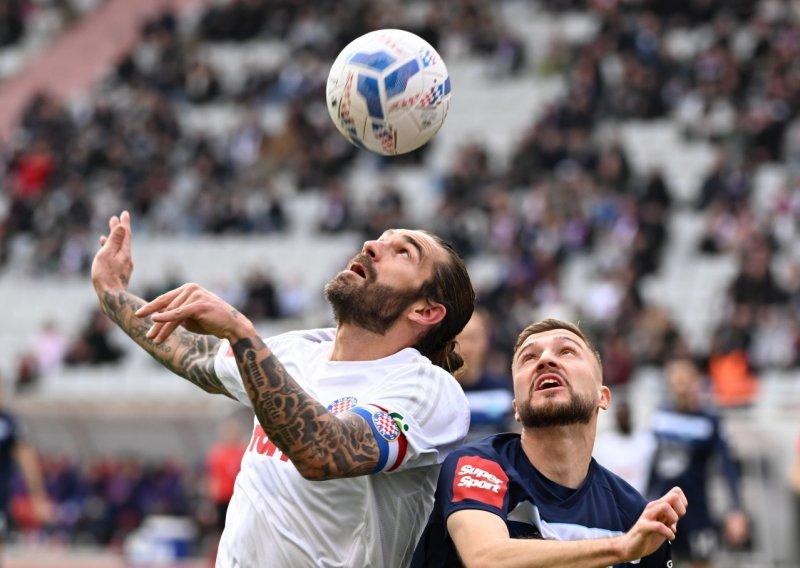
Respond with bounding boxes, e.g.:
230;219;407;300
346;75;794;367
100;289;230;397
139;285;384;480
90;211;232;398
231;336;381;480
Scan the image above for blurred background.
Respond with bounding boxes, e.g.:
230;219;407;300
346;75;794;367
0;0;799;566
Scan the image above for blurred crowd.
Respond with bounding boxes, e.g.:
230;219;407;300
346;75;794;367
6;451;234;554
3;0;800;555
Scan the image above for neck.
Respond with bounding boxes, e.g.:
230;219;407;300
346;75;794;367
519;419;598;489
329;322;415;361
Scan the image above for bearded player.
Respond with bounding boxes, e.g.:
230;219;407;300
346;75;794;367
91;211;475;567
413;319;687;567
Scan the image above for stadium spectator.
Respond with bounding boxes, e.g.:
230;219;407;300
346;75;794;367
317;179;354;233
648;357;750;568
453;308;514;441
14;352;39;394
791;434;800;560
91;211;475;567
593;398;656;495
0;0;25;47
64;309;126;366
412;318;686;567
31;321;69;376
0;387;52;545
205;416;247;555
240;270;280;321
707;305;759;409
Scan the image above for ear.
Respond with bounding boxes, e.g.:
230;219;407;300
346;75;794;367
407;300;446;327
598;385;611;411
512;399;521;424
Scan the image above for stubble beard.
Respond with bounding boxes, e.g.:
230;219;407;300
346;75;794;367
516;386;597;429
324;255;422;335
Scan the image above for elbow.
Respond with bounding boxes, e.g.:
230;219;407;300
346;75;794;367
295;465;327;481
292;458;335;481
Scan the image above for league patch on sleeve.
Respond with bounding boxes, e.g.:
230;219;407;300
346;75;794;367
372;411;400;441
452;455;508;509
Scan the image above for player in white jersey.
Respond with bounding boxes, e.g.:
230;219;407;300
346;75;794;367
90;211;475;567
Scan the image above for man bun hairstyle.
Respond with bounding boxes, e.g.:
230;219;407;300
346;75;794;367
414;233;475;374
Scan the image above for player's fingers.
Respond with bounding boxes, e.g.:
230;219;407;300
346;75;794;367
150;303;200;323
120;210;132;246
146;320;166;340
644;501;679;526
109;215;120;232
668;486;687;506
639;518;675;542
136;287;185;317
663;487;688;516
99;235;107;246
107;224;127;251
151;320;182;344
149;301;207;342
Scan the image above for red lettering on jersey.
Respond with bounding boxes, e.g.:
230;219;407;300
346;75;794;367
247;424;289;462
452;455;508;508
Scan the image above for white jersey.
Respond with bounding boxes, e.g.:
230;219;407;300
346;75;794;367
213;328;470;568
592;429;656;495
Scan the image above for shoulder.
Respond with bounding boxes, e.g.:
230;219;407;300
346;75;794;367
443;433;519;469
387;350;470;406
267;327;336;347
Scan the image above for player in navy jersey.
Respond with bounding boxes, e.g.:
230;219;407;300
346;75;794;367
0;391;51;546
454;309;514;442
648;357;749;568
413;318;687;568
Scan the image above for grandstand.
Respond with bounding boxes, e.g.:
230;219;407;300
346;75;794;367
1;0;799;565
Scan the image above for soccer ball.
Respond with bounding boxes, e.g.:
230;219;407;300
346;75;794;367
325;29;452;156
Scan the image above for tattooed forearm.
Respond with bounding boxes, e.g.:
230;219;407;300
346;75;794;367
232;337;380;480
100;290;232;398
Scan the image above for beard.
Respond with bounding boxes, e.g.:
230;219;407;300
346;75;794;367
516;386;597;429
324;254;423;335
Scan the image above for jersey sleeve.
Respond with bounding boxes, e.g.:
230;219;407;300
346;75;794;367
213;339;253;407
713;415;744;509
213;328;337;408
429;445;510;525
352;362;470;473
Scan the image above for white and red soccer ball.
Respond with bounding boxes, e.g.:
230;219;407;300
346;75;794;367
325;29;451;156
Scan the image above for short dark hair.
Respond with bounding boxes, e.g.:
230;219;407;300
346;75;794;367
413;233;475;374
513;319;602;370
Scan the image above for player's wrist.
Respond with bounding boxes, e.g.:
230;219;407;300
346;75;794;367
608;533;631;563
224;316;258;345
91;274;128;296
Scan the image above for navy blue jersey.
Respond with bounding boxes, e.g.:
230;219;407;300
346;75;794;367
0;411;20;509
412;433;671;568
648;406;741;530
462;373;514;442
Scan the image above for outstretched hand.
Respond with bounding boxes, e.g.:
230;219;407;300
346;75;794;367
91;211;134;298
617;486;688;562
135;283;255;344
